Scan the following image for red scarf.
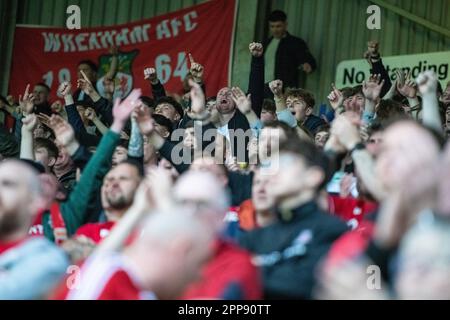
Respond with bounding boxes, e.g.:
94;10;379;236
30;202;68;245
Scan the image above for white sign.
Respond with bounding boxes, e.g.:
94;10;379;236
335;51;450;89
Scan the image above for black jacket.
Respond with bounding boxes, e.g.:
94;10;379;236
370;58;392;99
264;32;317;89
304;114;326;135
33;101;52;116
239;201;348;299
0;126;19;159
227;110;251;163
248;56;264;118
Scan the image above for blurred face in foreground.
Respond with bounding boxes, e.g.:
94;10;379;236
173;171;228;234
396;225;450;299
267;152;323;205
258;127;286;163
126;212;213;299
190;157;228;187
375;122;439;194
366;130;383;157
0;161;42;239
252;169;275;212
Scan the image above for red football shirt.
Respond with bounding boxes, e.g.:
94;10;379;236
325;220;375;269
29;210;45;236
75;221;116;244
58;253;155;300
181;239;262;300
0;238;28;255
328;195;378;229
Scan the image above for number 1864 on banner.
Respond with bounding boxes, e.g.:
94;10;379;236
156;51;189;84
41;51;190;99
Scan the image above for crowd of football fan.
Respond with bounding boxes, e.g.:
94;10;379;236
0;10;450;300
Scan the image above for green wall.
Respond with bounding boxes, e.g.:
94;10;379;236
270;0;450;105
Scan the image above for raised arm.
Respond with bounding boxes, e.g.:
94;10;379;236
84;107;108;135
104;46;119;80
96;167;174;254
133;104;189;174
59;81;85;133
269;79;297;127
248;42;264;118
188;53;205;86
19;114;38;160
396;70;420;112
364;40;391;98
128;116;144;160
362;74;384;124
417;71;443;134
231;86;262;137
144;67;166;99
77;70;113;125
327;83;345;115
328;113;387;201
49;89;142;237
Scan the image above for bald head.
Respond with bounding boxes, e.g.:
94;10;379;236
0;160;43;238
190;157;228;186
126;209;214;299
137;208;213;248
1;160;42;194
174;170;230;215
216;87;235;114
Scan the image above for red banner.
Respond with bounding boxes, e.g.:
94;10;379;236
9;0;236;100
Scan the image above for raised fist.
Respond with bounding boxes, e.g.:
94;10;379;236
364;40;380;61
269;79;283;97
144;67;158;84
249;42;263;57
416;70;438;96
